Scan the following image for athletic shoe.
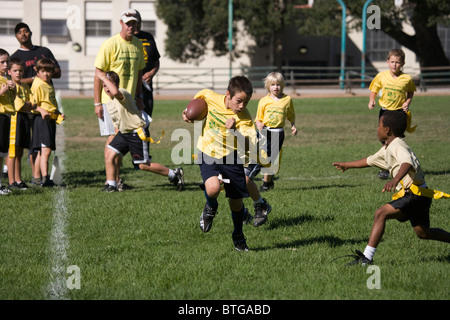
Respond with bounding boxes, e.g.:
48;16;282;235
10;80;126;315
102;184;118;193
334;250;373;266
378;170;389;180
117;179;132;192
242;207;253;225
16;181;28;190
170;167;185;191
259;181;274;192
232;234;249;252
253;198;272;227
199;203;217;233
8;182;20;190
0;185;11;195
41;179;55;187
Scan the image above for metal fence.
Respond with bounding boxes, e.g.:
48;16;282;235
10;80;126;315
55;66;450;95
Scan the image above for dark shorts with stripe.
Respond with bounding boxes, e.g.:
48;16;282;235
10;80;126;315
107;129;151;167
0;114;10;154
390;192;432;227
14;112;32;149
198;151;249;199
31;114;56;151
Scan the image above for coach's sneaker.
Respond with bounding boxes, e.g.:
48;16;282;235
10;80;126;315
242;207;253;225
253;198;272;227
170;167;185;191
199;203;217;233
346;250;373;266
232;234;249;252
260;181;274;192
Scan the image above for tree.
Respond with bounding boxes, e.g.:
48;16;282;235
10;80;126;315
156;0;450;70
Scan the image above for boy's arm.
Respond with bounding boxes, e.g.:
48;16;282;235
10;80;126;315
332;158;369;172
402;92;414;112
368;91;377;109
95;69;124;100
382;162;412;193
94;67;104;119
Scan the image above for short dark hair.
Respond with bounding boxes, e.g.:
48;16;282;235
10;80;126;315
9;58;24;69
106;71;120;87
0;48;9;57
15;22;31;34
381;110;407;138
35;57;55;72
227;76;253;99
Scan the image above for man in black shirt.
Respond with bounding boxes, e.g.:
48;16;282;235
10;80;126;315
134;11;160;118
11;22;61;85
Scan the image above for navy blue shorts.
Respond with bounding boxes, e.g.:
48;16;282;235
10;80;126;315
390;192;432;227
31;114;56;151
107;129;151;166
0;114;10;154
198;152;249;199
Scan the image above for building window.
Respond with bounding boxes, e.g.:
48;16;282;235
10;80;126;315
438;25;450;60
86;20;111;37
41;19;71;43
140;20;156;36
0;18;21;35
366;29;400;62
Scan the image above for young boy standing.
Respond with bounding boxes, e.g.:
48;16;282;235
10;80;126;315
95;69;184;192
183;76;257;251
255;72;297;192
7;58;36;190
0;49;16;194
30;58;65;187
333;111;450;266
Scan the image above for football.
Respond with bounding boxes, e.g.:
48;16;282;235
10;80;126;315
185;98;208;121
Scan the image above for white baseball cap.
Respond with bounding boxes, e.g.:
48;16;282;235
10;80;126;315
121;9;139;23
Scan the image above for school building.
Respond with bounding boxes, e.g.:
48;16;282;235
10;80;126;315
1;0;449;93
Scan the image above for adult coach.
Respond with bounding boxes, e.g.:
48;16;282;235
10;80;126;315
134;10;160;118
11;22;61;85
93;9;146;191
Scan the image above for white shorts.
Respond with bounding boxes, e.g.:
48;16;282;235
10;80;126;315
98;104;115;136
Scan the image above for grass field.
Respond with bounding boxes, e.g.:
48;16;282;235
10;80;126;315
0;94;449;304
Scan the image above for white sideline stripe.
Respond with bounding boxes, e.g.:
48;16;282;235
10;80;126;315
46;92;69;300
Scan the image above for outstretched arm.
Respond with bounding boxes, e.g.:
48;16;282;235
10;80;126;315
332;158;369;172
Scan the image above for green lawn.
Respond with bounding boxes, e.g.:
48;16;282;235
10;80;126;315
0;94;449;304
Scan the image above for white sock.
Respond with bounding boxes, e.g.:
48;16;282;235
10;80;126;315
168;169;175;180
363;245;376;261
107;180;117;187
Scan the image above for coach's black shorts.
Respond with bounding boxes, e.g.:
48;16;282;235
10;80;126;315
390;192;432;227
198;152;249;199
107;129;151;166
0;114;10;154
31;114;56;151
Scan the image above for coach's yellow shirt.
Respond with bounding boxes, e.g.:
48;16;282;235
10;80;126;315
195;89;257;159
95;33;145;103
369;70;416;111
31;76;58;113
255;94;295;128
0;76;15;115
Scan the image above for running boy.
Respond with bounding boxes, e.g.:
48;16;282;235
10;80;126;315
183;76;258;251
95;69;184;192
0;49;16;194
7;58;36;190
368;49;416;179
255;72;297;191
332;111;450;266
30;57;65;187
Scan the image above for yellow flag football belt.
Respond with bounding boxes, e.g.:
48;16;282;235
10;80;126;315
8;114;17;158
136;127;164;144
392;181;450;200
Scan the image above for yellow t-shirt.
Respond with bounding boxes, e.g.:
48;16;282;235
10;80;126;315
95;33;145;103
31;76;58;113
369;70;416;110
367;137;425;190
14;82;32;112
255;94;295;128
105;88;145;134
0;76;15;115
195;89;257;160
